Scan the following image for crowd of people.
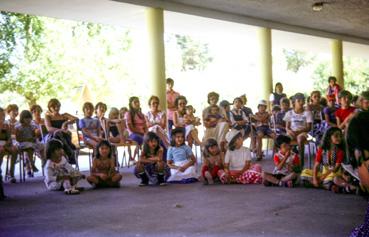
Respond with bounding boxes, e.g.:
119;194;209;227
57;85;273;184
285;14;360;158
1;76;368;235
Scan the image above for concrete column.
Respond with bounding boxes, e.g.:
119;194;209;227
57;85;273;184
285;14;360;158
146;8;166;110
331;39;344;88
258;27;273;101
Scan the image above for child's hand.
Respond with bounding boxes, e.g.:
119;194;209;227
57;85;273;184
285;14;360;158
179;166;186;172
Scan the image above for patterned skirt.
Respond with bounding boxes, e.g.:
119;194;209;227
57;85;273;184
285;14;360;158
219;164;263;184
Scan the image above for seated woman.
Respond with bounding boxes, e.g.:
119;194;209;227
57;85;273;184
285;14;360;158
134;132;169;186
166;128;197;183
145;96;169;149
30;104;48;144
44;98;78;164
87;140;122;188
202;92;229;148
173;96;202;146
219;129;263;184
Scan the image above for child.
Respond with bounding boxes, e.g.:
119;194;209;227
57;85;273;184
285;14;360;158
166;78;180;136
119;107;128;120
283;93;313;169
79;102;102;149
0;107;17;183
219;129;263;184
94;102;108;136
44;139;85;194
30;104;48;143
307;91;324;144
183;105;202;146
219;100;231;123
252;100;276;160
87;140;122;188
323;94;337;129
5;104;20;135
301;127;355;193
358;91;369;112
108;107;129;143
201;138;224;185
273;98;290;135
173;96;202;146
134;132;168;186
166;128;197;183
15;110;45;177
326;76;341;105
335;90;356;130
205;104;223;128
262;135;300;187
229;97;249;138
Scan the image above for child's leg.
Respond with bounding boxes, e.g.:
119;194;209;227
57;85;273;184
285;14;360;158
190;129;202;146
87;175;99;185
297;133;307;168
8;146;17;180
111;173;122;183
210;166;220;178
262;172;281;185
256;131;264;159
281;172;298;182
333;176;356;193
26;149;35;173
156;161;166;185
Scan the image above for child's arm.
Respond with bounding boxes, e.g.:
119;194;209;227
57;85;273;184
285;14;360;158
173;111;182;127
324;113;337;127
126;115;144;135
167;160;179;169
275;153;289;171
179;154;196;172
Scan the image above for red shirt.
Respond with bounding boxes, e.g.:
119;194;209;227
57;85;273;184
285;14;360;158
335;106;355;123
315;147;344;164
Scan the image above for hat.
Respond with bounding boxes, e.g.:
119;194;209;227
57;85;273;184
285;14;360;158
225;129;241;143
258;99;267;106
293;93;305;101
219;100;231;107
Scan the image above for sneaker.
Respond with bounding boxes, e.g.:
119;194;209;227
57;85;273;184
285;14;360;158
139;173;149;187
204;171;214;185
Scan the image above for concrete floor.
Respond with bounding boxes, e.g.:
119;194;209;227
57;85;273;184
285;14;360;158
0;157;367;237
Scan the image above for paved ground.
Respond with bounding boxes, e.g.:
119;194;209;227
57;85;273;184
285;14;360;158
0;156;367;237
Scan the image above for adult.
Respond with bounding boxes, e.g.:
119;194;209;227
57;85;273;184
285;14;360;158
269;82;287;107
44;98;78;164
202;92;229;147
30;104;48;143
166;78;180;136
347;108;369;236
145;95;169;148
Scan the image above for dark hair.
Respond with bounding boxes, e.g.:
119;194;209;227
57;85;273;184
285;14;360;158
95;140;113;159
95;102;107;112
170;128;185;146
320;127;345;151
203;138;219;158
166;78;174;85
46;139;64;159
328;76;337;83
148;95;160;106
233;97;243;105
128;96;143;127
47;98;61;111
175;95;187;108
280;98;290;106
186;105;195;113
274;82;283;92
338;90;352;101
30;104;43;113
142;132;161;157
320;97;328;107
82;102;94;113
207;92;219;104
6;104;19;114
228;132;242;151
272;105;281;112
310;90;321;100
19;110;32;124
0;107;4;113
275;135;291;149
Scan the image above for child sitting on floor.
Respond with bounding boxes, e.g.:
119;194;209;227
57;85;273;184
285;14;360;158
166;128;197;183
219;129;263;184
301;127;355;193
262;135;300;187
201;138;224;185
87;140;122;188
134;132;168;186
16;110;45;177
44;139;85;194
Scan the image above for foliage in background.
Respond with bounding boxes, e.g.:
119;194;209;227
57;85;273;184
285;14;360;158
283;49;315;73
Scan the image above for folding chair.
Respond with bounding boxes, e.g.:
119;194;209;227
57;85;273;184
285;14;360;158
75;119;93;171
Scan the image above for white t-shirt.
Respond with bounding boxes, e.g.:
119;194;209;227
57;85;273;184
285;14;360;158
283;110;313;131
224;146;251;170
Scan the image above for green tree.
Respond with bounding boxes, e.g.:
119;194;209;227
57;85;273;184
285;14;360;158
283;49;315;73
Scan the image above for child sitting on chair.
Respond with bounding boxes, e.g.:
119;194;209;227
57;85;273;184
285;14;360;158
79;102;102;149
44;139;85;195
263;135;300;187
16;110;45;177
252;100;276;160
87;140;122;188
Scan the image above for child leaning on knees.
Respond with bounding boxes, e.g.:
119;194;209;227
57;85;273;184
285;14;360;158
166;128;198;183
262;135;300;188
134;132;168;186
300;127;356;193
44;139;85;195
201;138;224;185
87;140;122;188
16;110;45;177
218;129;263;184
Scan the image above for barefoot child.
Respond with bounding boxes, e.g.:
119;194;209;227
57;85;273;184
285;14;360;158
262;135;300;187
87;140;122;188
201;138;224;184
